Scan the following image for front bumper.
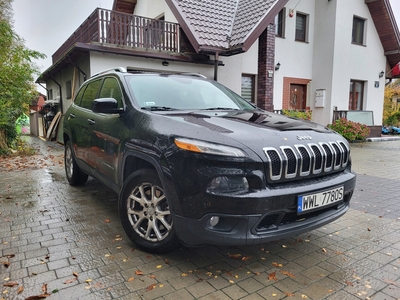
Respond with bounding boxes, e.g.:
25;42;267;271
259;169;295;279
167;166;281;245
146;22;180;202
173;171;356;247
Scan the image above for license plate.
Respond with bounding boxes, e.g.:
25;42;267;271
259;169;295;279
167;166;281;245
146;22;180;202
297;186;344;213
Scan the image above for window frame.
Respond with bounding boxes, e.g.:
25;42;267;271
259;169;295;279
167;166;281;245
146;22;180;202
349;80;365;110
66;80;72;100
352;16;366;45
275;8;285;38
241;74;256;103
295;12;308;42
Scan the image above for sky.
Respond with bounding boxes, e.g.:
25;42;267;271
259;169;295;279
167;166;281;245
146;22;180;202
10;0;400;91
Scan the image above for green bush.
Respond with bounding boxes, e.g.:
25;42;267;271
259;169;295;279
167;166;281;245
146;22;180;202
327;118;370;141
282;110;312;121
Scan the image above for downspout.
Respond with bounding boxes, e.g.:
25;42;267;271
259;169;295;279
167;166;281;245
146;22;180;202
68;56;87;81
49;73;63;114
214;52;219;81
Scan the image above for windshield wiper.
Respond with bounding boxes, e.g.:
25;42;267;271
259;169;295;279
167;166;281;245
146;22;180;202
203;107;240;111
141;106;176;111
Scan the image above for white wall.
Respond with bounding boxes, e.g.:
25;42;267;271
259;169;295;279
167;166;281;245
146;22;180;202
275;0;386;126
89;52;215;78
134;0;177;22
329;0;386;126
274;0;316;110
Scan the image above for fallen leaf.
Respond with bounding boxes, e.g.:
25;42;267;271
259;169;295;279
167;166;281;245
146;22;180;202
268;271;278;281
128;277;134;282
284;292;295;297
367;228;371;231
64;278;77;284
322;248;327;253
6;254;15;259
105;219;110;223
3;281;18;287
282;245;287;248
2;261;10;268
42;283;47;294
241;256;251;261
164;259;170;265
181;273;188;277
280;270;295;278
149;275;156;279
156;265;162;269
72;272;79;278
228;253;241;259
345;280;353;286
146;283;156;292
229;280;234;284
44;255;50;259
272;262;283;267
85;279;92;283
334;251;344;255
25;295;50;300
17;285;24;294
135;270;143;275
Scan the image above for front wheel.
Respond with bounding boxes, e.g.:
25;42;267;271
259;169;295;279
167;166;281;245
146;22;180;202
64;140;88;185
119;169;180;253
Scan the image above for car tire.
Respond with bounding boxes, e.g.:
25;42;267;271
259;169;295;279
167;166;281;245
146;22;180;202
119;169;180;253
64;140;89;185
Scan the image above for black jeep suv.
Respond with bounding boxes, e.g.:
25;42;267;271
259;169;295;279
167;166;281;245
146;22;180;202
63;67;356;253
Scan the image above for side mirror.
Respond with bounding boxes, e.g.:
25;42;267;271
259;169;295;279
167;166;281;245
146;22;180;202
92;98;123;114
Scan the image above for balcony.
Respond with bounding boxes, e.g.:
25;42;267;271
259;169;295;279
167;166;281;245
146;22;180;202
52;8;182;64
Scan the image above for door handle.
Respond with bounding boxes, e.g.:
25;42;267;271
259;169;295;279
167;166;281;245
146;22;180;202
88;119;96;125
68;113;75;120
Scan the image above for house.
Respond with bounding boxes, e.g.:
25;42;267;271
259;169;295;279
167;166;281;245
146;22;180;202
36;0;400;136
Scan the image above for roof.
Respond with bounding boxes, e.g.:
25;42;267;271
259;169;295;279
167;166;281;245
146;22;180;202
165;0;288;55
366;0;400;77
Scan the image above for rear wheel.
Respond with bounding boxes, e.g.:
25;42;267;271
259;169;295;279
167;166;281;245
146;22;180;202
64;140;88;185
119;169;180;253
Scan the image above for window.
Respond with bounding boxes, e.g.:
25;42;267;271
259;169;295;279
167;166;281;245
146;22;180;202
295;13;307;42
241;75;255;103
48;89;53;100
80;79;102;110
352;16;365;45
66;80;72;99
349;80;364;110
275;9;285;37
99;78;123;109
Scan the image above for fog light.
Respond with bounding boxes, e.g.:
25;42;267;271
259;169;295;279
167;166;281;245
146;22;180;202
207;176;249;193
210;216;220;227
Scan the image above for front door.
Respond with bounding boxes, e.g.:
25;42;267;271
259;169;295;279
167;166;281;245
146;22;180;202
290;84;306;110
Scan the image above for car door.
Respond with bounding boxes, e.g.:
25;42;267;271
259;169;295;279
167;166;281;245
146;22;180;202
90;76;125;185
67;79;102;172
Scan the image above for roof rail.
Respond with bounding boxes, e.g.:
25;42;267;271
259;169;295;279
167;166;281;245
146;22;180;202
180;72;207;79
92;67;127;78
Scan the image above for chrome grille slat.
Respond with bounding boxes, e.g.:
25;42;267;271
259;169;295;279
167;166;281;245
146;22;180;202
263;140;350;182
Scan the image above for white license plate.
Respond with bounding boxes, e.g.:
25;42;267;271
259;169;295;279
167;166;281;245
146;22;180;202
297;186;344;213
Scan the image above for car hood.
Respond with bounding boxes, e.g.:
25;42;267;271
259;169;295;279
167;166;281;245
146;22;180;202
153;109;342;157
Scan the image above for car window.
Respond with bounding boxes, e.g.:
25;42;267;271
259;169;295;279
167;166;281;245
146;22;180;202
73;84;86;106
128;75;253;110
99;77;123;109
80;79;102;110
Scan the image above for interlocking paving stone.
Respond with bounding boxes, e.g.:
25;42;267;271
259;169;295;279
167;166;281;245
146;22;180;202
1;136;400;299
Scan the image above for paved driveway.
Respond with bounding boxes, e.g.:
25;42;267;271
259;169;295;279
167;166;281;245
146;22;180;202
0;137;399;299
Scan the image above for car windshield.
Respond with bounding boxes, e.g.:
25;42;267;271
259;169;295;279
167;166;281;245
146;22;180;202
126;74;256;111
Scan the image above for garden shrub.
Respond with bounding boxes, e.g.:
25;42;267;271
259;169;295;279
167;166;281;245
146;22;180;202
282;110;312;121
327;118;370;141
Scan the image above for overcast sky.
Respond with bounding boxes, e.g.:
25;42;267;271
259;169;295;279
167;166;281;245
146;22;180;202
11;0;400;78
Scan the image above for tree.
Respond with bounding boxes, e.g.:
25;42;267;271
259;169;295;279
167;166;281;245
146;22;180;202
383;79;400;126
0;0;45;154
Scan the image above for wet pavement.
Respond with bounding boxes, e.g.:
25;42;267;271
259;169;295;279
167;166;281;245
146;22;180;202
0;136;399;300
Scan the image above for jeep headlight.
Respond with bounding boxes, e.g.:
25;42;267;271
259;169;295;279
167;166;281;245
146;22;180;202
174;138;246;157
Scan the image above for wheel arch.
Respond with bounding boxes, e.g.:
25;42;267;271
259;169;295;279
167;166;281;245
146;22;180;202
121;150;181;214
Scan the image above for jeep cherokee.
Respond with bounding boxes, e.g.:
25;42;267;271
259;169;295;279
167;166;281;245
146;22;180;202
63;67;356;253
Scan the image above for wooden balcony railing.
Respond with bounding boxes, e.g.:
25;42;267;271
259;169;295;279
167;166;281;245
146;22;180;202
53;8;180;63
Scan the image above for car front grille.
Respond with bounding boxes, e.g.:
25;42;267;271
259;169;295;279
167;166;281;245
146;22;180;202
263;141;349;182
